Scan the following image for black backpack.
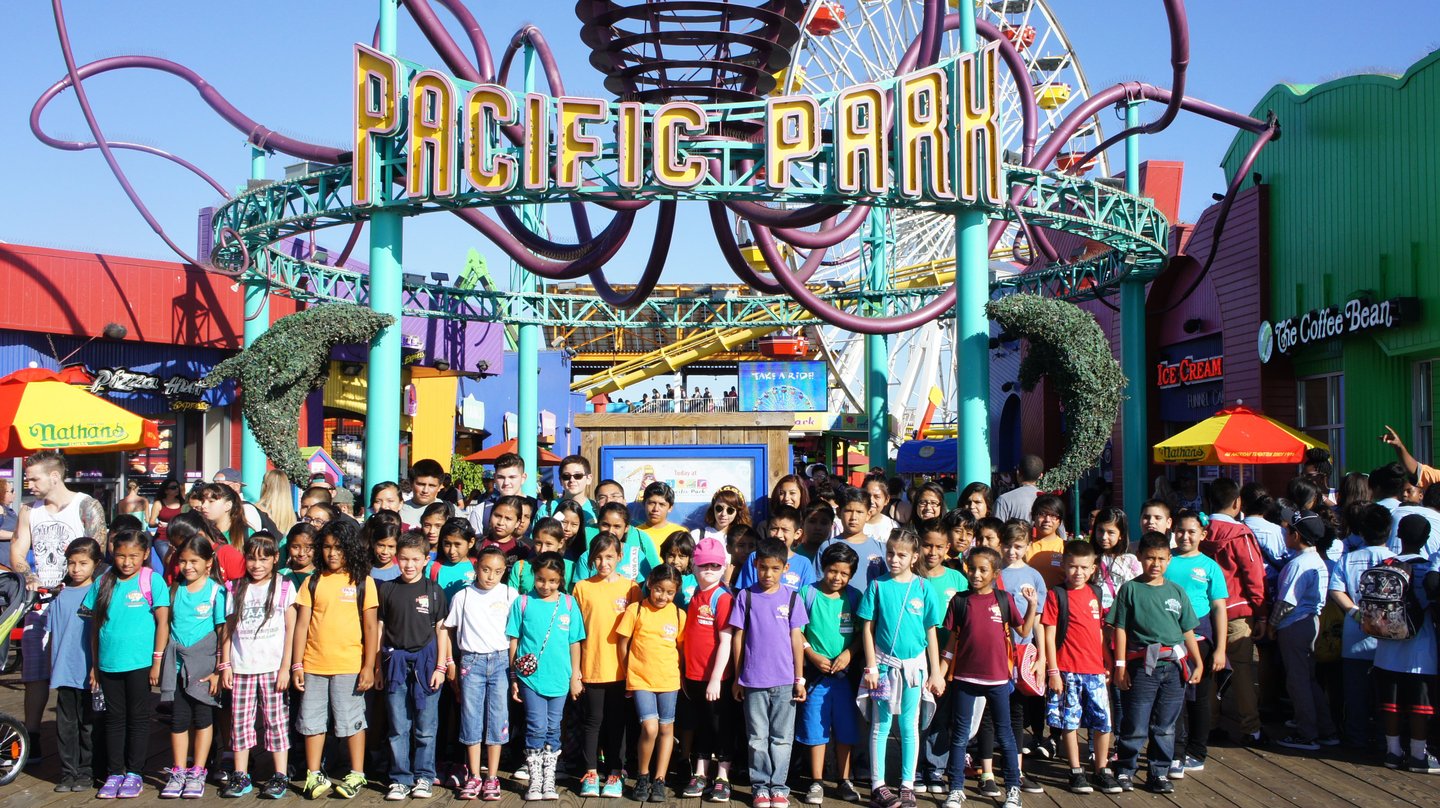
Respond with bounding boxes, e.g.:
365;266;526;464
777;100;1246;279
1051;583;1104;659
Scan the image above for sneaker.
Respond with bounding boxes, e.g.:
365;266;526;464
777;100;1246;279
387;783;412;801
412;779;434;799
55;776;76;793
335;771;367;799
1240;731;1269;748
460;776;485;800
898;786;916;808
1018;774;1043;794
259;773;290;799
446;764;468;790
1002;786;1021;808
215;769;232;787
1147;774;1174;795
601;773;623;798
869;784;900;808
1406;754;1440;774
221;772;253;798
162;768;188;799
1033;737;1056;760
837;779;860;802
1383;752;1405;770
481;776;502;801
71;778;94;793
1276;736;1321;751
119;773;145;799
977;777;1002;798
685;776;707;798
942;789;965;808
650;780;668;803
754;790;773;808
1182;756;1206;772
927;780;947;795
303;772;334;800
805;781;825;805
1115;773;1134;792
184;768;208;799
634;775;653;802
710;779;733;803
1093;769;1122;795
1168;760;1185;779
513;764;530;782
1067;771;1092;794
772;794;789;808
1318;736;1342;747
99;774;125;799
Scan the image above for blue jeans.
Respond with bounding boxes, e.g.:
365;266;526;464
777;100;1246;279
743;686;796;796
521;685;565;751
919;688;952;781
384;684;439;785
458;651;511;746
947;681;1017;788
1116;661;1184;778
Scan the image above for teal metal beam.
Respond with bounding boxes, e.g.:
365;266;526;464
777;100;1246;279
516;40;540;495
864;207;889;472
1120;100;1149;522
365;0;403;493
241;145;269;494
954;3;991;487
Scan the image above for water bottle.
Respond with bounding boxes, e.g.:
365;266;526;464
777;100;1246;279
92;686;106;713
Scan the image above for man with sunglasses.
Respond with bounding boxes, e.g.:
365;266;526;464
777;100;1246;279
538;455;596;527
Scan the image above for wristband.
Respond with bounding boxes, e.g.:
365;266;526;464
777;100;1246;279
435;667;449;676
1346;606;1360;621
153;652;165;659
1114;661;1125;669
215;662;231;672
291;663;305;672
1046;669;1060;676
864;666;878;674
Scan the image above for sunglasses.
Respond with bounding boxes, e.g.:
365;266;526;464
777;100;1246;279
561;473;587;482
713;504;737;515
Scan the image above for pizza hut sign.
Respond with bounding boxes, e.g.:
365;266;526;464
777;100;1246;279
1266;296;1419;359
90;367;209;409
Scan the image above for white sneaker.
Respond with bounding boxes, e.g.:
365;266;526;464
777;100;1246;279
1003;786;1022;808
386;783;411;801
943;788;966;808
513;764;530;782
1167;761;1185;779
412;778;434;799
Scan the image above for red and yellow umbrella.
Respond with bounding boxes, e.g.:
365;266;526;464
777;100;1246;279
1153;405;1326;465
0;368;159;458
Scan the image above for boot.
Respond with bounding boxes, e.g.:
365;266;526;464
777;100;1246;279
525;748;545;801
541;746;560;801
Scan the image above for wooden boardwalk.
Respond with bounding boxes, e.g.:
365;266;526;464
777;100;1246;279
0;675;1435;808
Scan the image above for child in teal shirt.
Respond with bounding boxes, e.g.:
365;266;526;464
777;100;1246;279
916;524;967;790
798;543;864;804
509;519;577;594
430;518;478;598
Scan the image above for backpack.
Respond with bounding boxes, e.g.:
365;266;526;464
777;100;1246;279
1357;556;1426;641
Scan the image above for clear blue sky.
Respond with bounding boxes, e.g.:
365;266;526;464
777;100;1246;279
6;1;1438;290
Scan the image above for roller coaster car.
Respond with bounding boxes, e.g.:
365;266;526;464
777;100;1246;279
759;334;811;357
806;1;845;37
1054;151;1096;173
0;572;33;785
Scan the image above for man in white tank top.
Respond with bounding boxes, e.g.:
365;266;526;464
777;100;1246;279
10;450;106;744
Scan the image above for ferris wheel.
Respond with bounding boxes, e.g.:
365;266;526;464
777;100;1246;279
769;0;1108;443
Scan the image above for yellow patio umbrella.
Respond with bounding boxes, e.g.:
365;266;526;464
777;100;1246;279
1153;405;1326;465
0;368;159;458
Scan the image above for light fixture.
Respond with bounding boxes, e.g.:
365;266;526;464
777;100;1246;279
1252;172;1264;186
1211;192;1225;202
341;362;363;376
433;359;451;372
1001;382;1015;392
1182;317;1204;334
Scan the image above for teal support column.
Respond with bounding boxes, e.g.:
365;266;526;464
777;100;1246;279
365;0;403;491
954;6;991;485
240;146;269;493
864;208;889;471
515;40;541;495
1120;100;1148;520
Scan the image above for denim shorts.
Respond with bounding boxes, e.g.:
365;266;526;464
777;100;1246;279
632;689;678;724
296;673;367;738
458;651;511;746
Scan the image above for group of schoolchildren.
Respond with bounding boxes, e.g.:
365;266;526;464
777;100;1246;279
37;451;1440;805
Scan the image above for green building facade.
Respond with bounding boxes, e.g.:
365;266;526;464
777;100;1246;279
1222;49;1440;476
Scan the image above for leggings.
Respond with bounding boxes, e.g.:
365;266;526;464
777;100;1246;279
171;689;215;732
99;667;152;776
1173;637;1215;762
681;677;734;762
976;689;1026;766
869;680;922;787
581;681;627;773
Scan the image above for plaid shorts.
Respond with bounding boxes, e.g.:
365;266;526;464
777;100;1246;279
1045;672;1113;733
231;671;290;752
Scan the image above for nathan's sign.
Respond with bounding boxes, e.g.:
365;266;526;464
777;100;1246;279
1268;296;1419;358
28;421;130;448
1156;354;1223;389
353;42;1002;207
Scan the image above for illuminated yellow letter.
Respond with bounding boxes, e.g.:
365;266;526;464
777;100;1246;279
765;96;820;190
556;98;609;189
615;102;645;189
957;43;1002;205
463;85;516;194
653;103;708;189
834;84;887;195
406;71;457;199
896;67;953;200
353;43;401;207
523;93;549;191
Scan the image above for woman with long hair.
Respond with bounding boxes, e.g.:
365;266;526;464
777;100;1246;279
148;477;186;555
908;481;947;529
118;480;149;516
958;481;992;520
690;487;751;544
255;470;298;535
165;510;246;582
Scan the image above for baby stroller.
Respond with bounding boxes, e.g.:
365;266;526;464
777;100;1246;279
0;572;34;785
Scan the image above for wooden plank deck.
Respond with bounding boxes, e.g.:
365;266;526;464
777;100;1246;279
0;674;1434;808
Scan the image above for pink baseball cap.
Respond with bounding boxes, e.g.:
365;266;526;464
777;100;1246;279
693;537;727;567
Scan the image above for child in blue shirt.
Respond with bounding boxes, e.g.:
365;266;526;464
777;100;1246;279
50;538;102;792
798;543;863;804
660;531;699;606
1271;509;1337;750
1163;510;1229;772
159;533;229;799
858;529;945;808
916;524;967;791
815;488;887;593
1326;503;1395;748
735;506;818;593
1369;514;1438;771
579;502;660;582
430;518;478;599
999;521;1047;790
